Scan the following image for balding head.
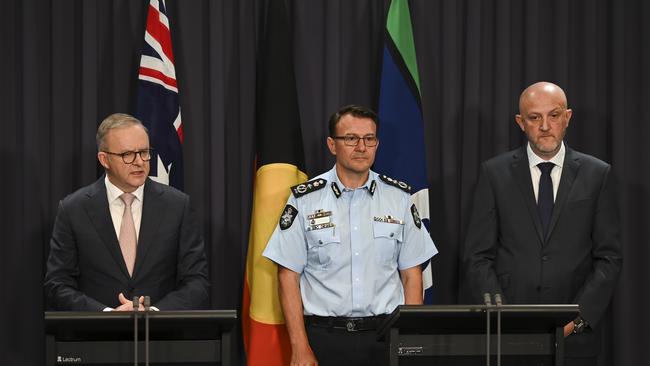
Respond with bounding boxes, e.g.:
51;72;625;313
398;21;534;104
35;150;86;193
515;81;572;160
519;82;568;113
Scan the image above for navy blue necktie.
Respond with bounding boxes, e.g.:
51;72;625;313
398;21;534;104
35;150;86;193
537;162;555;236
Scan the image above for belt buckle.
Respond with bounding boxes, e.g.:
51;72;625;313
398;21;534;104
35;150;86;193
346;320;357;332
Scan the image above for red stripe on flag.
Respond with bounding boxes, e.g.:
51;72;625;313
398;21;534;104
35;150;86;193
146;4;175;63
176;124;184;144
139;66;178;89
242;278;291;366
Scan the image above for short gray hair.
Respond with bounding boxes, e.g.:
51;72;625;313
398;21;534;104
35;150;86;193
96;113;148;150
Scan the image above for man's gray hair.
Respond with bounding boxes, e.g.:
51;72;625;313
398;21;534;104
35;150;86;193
96;113;148;150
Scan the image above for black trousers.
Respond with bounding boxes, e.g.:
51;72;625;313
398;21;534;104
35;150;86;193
305;322;386;366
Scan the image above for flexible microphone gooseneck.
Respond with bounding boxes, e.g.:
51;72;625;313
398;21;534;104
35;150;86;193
494;293;503;366
483;293;492;366
133;296;139;366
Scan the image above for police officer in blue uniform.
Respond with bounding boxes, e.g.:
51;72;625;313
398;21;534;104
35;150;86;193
263;105;438;366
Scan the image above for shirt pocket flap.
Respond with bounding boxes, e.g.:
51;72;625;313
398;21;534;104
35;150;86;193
305;228;340;248
372;221;404;242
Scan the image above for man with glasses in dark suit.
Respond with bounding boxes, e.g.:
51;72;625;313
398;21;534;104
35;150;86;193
45;113;209;311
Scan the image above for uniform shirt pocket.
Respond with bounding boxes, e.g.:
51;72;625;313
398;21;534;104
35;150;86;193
305;228;341;268
373;221;404;265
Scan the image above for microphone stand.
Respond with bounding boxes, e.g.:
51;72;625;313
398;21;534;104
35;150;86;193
483;293;492;366
133;296;139;366
494;294;503;366
144;296;151;366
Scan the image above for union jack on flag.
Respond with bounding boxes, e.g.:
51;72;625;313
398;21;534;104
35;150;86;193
135;0;184;190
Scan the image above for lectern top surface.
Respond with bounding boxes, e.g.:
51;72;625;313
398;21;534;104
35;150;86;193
378;304;579;337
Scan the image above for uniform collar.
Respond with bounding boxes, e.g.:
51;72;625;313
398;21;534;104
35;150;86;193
329;166;377;198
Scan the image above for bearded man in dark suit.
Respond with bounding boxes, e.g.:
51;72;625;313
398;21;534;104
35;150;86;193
464;82;622;364
45;113;209;311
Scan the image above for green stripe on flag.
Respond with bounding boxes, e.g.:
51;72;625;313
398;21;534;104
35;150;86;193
386;0;421;94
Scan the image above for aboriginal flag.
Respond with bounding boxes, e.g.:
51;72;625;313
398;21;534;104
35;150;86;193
242;0;307;364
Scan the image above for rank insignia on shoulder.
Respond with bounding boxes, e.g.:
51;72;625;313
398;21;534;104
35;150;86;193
291;178;327;198
410;204;422;229
280;204;298;230
379;175;412;193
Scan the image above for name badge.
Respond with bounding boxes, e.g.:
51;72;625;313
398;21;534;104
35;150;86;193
373;215;404;225
307;222;335;231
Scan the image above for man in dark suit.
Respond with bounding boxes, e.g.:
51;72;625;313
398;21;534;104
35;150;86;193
464;82;622;363
44;113;209;311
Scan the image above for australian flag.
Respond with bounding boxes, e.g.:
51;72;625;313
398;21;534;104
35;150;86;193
135;0;184;190
374;0;434;303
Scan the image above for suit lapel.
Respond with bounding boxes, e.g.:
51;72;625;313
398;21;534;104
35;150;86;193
545;147;579;241
133;179;165;278
84;177;131;279
511;147;545;244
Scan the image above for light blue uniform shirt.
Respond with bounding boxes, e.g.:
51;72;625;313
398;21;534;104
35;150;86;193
263;166;438;317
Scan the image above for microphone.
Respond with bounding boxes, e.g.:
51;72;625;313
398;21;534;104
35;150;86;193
483;293;493;306
494;294;503;366
483;293;492;366
144;296;151;366
133;296;139;366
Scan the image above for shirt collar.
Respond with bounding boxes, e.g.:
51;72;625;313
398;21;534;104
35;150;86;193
527;141;565;169
104;175;145;204
330;166;376;197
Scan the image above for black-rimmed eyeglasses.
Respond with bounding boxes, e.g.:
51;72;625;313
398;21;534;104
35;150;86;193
332;135;378;147
103;149;153;164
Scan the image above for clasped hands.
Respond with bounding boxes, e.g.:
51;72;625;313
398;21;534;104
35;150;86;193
113;292;145;311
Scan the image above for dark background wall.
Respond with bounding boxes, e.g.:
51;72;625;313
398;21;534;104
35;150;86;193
1;0;647;364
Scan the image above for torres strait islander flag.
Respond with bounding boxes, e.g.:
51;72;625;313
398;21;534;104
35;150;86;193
374;0;434;303
243;0;305;364
135;0;184;190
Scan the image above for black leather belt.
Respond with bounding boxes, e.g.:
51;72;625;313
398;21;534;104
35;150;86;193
304;315;386;332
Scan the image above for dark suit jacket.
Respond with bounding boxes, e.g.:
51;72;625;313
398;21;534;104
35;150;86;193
44;177;209;311
464;146;622;357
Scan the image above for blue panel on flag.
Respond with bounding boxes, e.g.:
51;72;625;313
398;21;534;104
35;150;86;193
136;82;183;189
375;46;427;192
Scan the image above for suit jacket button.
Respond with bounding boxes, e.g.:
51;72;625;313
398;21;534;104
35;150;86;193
542;255;549;261
536;286;542;291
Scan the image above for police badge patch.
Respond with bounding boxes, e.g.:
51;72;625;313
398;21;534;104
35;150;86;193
280;204;298;230
410;204;422;229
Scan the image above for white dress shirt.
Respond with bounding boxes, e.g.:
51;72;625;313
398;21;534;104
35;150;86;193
105;176;144;240
527;141;565;203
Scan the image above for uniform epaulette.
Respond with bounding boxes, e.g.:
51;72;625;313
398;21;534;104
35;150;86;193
378;175;412;193
291;178;328;198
